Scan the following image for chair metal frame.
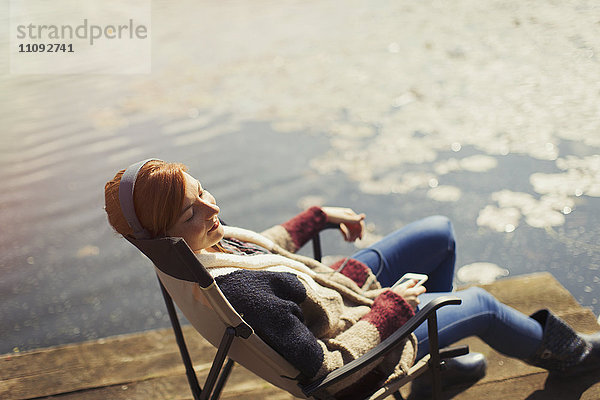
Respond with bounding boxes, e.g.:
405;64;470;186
133;228;467;400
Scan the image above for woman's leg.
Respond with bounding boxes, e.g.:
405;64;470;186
351;215;456;291
413;287;543;360
351;217;543;362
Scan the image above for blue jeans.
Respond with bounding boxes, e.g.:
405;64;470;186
351;216;543;360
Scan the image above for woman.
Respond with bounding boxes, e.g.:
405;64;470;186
105;159;599;397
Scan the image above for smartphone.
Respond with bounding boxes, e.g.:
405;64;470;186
391;273;428;289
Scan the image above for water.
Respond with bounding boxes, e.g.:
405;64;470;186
1;0;600;355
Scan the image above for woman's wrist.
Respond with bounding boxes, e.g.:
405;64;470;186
280;206;328;250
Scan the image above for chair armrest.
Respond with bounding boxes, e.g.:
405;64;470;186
301;296;462;397
311;222;343;262
322;222;342;231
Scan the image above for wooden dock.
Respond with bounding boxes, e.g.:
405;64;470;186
2;272;599;400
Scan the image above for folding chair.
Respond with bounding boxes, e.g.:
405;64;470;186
124;224;468;400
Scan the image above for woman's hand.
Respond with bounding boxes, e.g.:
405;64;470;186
321;206;366;242
392;280;426;310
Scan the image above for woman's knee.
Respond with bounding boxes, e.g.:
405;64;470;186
461;286;501;312
421;215;455;253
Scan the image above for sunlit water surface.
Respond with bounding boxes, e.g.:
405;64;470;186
1;0;599;354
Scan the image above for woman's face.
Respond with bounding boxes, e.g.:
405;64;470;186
166;172;224;252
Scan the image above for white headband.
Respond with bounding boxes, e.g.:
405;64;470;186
118;158;161;239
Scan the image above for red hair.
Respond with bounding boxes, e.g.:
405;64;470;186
104;160;188;238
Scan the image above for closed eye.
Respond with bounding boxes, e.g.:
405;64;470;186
186;212;194;222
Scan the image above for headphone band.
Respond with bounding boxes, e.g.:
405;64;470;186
118;158;161;239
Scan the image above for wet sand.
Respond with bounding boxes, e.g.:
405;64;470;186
1;0;599;354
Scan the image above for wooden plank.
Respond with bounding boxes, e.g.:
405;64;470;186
448;371;600;400
0;326;216;399
34;362;294;400
1;273;599;400
465;272;589;317
0;326;209;380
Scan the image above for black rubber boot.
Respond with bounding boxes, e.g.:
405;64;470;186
410;352;487;398
526;309;600;377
